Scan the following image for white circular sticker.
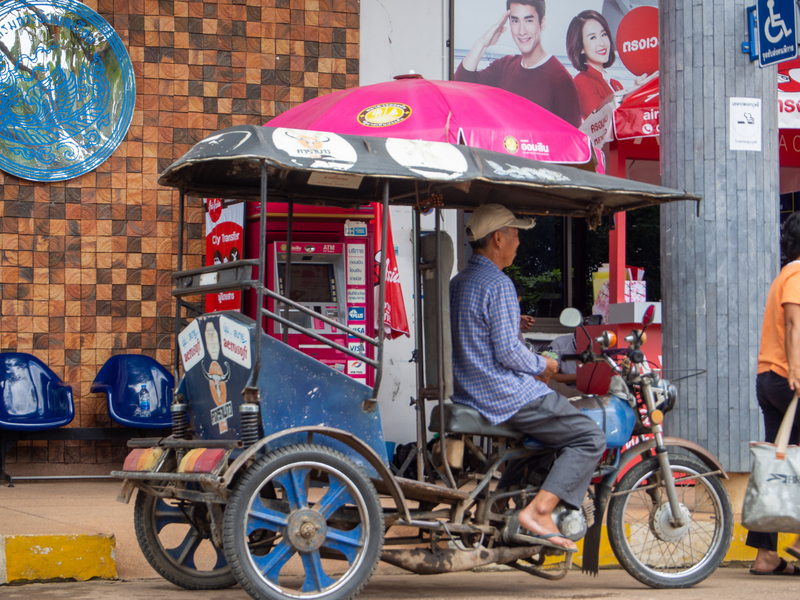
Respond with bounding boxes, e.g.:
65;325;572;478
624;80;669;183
384;139;469;180
272;128;357;170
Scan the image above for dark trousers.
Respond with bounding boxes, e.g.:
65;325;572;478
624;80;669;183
745;370;800;551
504;391;607;509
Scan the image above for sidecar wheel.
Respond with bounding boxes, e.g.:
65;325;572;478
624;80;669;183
223;444;384;600
134;491;237;589
607;455;733;589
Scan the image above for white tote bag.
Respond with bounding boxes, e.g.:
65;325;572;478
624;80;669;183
742;395;800;533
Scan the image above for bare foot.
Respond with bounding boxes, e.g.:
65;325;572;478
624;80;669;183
517;505;577;551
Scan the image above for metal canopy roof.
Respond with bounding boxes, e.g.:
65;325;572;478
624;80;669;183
158;125;699;218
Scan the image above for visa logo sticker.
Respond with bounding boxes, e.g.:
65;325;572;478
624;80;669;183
348;360;367;375
348;340;366;355
347;306;365;321
349;323;366;335
347;288;366;304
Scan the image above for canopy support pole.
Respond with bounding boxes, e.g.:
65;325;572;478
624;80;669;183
365;181;390;411
608;144;627;305
282;198;294;345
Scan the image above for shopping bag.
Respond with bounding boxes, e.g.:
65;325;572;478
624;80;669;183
742;394;800;533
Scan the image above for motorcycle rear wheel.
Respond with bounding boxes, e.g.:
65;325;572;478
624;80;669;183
607;455;732;589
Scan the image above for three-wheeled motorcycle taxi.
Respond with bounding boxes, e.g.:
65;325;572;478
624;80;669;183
113;125;733;599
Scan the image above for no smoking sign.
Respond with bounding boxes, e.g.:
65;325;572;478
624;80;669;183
730;98;762;152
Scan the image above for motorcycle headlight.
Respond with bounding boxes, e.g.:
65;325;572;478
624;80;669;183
665;383;678;413
653;379;678;414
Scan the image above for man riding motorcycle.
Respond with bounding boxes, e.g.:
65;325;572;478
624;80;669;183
449;204;606;551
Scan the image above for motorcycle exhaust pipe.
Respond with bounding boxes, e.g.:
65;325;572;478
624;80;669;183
380;545;542;575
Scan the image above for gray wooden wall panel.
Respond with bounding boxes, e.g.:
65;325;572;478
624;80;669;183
660;0;779;472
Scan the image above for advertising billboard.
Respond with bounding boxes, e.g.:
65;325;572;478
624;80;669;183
205;199;244;313
452;0;659;147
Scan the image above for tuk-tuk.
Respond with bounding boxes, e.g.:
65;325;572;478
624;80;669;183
113;125;732;599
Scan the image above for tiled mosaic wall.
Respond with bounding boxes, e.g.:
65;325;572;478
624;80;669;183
0;0;360;468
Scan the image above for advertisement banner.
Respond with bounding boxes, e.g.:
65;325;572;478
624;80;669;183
779;58;800;129
373;203;410;339
614;76;660;139
452;0;659;146
205;198;244;313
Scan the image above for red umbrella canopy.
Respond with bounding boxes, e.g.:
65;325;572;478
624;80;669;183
268;74;594;167
613;77;660;141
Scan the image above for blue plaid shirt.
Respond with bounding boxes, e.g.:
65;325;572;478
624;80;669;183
450;254;550;425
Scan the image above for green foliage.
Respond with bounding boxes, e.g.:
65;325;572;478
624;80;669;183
504;264;564;317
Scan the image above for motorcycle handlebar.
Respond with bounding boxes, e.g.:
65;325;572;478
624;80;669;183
561;354;583;362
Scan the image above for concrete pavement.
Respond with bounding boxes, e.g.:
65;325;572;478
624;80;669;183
0;477;797;586
2;568;800;600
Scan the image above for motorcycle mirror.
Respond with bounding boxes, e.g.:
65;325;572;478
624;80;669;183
642;304;656;327
559;308;582;328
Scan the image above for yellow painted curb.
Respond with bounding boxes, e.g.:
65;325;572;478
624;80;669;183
1;534;116;584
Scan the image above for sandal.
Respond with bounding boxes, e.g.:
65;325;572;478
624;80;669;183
750;558;800;576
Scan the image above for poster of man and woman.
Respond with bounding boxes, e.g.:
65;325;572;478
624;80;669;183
452;0;659;146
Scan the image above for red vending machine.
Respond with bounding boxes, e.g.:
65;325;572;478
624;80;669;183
242;204;377;387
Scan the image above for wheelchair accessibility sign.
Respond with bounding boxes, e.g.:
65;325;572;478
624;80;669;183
757;0;798;66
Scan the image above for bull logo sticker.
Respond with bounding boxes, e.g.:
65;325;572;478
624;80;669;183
201;322;232;433
272;128;357;171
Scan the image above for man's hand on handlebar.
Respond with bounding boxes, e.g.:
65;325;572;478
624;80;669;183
535;356;559;384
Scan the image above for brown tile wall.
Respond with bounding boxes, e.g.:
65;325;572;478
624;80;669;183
0;0;360;468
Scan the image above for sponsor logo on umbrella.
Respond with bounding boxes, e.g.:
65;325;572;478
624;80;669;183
357;103;412;127
503;136;519;154
285;130;331;152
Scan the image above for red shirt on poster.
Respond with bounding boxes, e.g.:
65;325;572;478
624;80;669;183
574;66;623;119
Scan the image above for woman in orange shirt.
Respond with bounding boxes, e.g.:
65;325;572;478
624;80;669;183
747;211;800;575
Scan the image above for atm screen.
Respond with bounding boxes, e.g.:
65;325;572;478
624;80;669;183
278;263;335;302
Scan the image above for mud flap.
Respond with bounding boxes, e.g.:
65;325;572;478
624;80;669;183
581;478;612;576
116;479;136;504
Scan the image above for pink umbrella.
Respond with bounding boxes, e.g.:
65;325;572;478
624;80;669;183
268;74;595;167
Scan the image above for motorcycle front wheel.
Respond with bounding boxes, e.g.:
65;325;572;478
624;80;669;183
607;455;733;589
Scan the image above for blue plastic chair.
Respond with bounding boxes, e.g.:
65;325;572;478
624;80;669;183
0;353;74;431
91;355;174;429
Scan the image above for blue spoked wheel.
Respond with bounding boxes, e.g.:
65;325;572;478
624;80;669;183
223;444;384;600
133;491;236;589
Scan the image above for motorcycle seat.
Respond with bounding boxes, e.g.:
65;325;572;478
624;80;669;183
429;403;523;440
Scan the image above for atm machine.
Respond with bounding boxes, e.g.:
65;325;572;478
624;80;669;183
241;204;377;387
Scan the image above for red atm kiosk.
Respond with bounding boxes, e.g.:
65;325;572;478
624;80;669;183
240;203;377;387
